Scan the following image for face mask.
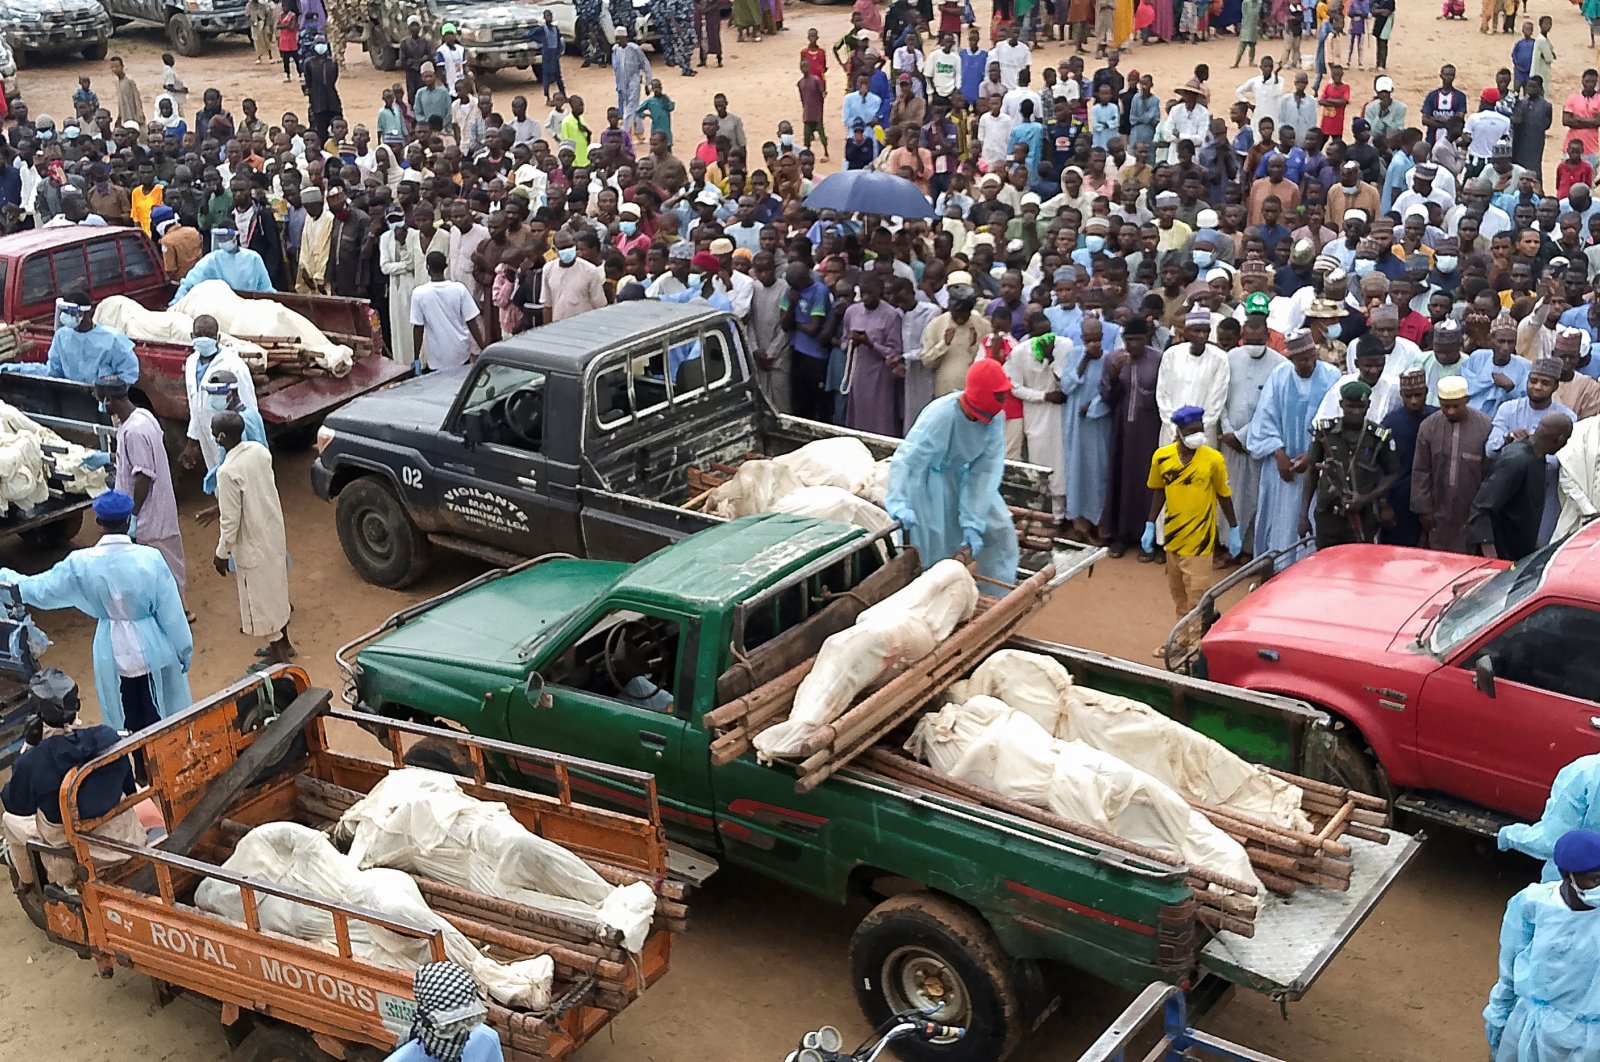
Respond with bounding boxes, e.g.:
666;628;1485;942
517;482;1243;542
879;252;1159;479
1578;884;1600;908
1436;255;1458;273
389;220;406;233
1327;322;1342;339
96;400;108;414
619;220;637;236
1353;259;1376;276
59;310;81;329
780;133;794;147
315;42;329;54
1182;431;1207;449
213;435;228;451
208;394;230;411
1192;250;1214;268
222;241;240;254
1085;234;1105;253
193;336;220;357
557;246;577;264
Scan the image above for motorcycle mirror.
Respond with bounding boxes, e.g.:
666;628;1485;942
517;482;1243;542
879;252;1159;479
814;1027;842;1052
796;1050;825;1062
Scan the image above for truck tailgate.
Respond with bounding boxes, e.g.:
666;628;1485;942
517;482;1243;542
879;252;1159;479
256;355;409;426
1200;829;1423;999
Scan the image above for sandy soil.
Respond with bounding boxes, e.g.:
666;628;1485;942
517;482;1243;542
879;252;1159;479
1;3;1585;1057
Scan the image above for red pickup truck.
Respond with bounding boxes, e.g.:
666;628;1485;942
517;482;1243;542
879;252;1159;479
1198;525;1600;835
0;226;405;429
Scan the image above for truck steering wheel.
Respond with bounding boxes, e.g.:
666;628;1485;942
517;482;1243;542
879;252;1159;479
504;388;542;446
602;620;656;695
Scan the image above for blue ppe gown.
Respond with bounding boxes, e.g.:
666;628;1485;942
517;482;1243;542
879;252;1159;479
1500;755;1600;884
201;406;269;495
0;325;139;386
0;537;192;731
885;392;1020;594
1485;881;1600;1062
170;247;275;304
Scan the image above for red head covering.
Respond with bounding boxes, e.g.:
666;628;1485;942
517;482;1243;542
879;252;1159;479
960;357;1013;423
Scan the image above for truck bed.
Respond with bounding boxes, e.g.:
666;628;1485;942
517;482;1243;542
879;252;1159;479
40;669;682;1060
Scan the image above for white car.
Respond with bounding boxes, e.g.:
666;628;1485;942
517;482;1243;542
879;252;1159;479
0;35;17;100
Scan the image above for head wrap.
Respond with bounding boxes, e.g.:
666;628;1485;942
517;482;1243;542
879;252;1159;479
1554;829;1600;875
1437;376;1469;401
407;963;485;1062
92;490;135;523
1171;404;1205;426
1340;380;1373;401
1531;357;1564;381
961;357;1013;423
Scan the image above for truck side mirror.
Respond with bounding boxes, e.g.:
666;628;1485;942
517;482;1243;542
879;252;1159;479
1472;655;1496;698
461;410;484;450
525;670;553;709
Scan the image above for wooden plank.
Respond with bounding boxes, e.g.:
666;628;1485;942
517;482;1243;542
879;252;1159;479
127;687;331;894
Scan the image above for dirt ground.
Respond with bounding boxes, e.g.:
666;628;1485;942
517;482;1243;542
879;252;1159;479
0;3;1586;1058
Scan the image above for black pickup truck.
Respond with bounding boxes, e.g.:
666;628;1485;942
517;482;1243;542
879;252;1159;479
311;302;1078;588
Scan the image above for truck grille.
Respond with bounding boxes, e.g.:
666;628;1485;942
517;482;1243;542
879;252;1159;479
491;26;531;42
42;11;102;29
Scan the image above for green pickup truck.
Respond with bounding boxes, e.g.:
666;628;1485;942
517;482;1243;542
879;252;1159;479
337;515;1421;1061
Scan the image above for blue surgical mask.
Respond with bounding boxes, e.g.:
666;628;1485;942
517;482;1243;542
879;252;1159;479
389;220;406;232
557;246;577;264
193;336;220;358
214;435;228;452
1580;884;1600;908
1085;234;1105;253
1327;322;1342;339
619;220;637;236
96;400;108;413
1192;250;1213;267
1436;255;1458;273
59;310;81;328
208;394;230;411
1354;259;1376;276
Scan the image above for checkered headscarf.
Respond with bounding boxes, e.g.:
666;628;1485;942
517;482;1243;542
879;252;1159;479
407;962;487;1062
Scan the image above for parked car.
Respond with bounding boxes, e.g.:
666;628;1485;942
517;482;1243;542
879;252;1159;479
0;34;19;101
364;0;548;78
1196;527;1600;835
0;0;111;64
101;0;250;57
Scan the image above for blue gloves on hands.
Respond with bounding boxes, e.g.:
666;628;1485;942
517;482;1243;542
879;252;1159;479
1140;521;1157;554
81;451;111;471
1227;525;1243;557
962;528;985;556
891;508;917;532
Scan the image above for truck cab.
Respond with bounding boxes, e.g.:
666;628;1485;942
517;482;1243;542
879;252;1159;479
1200;529;1600;831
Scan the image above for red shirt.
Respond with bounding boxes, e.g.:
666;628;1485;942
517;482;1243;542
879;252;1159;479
1318;82;1351;138
1557;159;1595;201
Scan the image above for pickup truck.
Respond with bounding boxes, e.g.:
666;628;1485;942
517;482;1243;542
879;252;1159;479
1195;527;1600;835
363;0;557;78
0;226;404;433
12;666;683;1061
338;514;1421;1062
0;0;111;63
101;0;249;57
312;301;1069;588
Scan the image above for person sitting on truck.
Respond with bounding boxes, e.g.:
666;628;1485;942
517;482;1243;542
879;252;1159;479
170;228;275;304
0;491;192;735
0;669;144;895
1485;828;1600;1062
1499;754;1600;885
383;962;503;1062
41;187;104;228
0;291;138;387
886;357;1022;594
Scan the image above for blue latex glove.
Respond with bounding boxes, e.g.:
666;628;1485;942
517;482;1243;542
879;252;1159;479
127;514;137;540
1496;826;1512;852
1227;525;1243;557
81;451;112;471
891;508;917;532
1140;521;1156;553
961;527;985;556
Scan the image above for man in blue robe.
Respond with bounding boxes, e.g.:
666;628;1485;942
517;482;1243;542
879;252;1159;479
887;358;1020;593
170;228;275;304
1060;314;1113;539
1245;329;1340;568
0;291;138;386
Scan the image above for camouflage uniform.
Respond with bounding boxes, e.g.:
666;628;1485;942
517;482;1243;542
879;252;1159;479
576;0;609;65
656;0;697;75
1306;418;1398;548
610;0;639;40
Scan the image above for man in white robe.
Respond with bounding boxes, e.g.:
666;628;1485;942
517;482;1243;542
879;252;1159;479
1007;325;1069;520
1245;331;1341;569
212;413;292;664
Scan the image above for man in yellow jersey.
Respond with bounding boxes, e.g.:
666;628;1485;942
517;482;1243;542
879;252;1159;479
1144;404;1241;656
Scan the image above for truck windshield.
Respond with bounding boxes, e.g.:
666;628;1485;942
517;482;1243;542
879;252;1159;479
1427;541;1560;656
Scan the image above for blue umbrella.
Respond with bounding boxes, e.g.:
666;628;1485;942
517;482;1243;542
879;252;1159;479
802;169;936;220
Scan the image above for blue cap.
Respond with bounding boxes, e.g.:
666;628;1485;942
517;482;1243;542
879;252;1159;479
1172;405;1205;426
1554;829;1600;875
149;205;175;225
92;490;135;523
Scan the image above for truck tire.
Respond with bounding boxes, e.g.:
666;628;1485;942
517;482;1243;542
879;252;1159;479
1316;726;1384;799
166;13;203;56
17;509;83;549
335;477;431;589
402;736;473;776
367;25;398;70
233;1026;336;1062
81;40;107;60
850;893;1024;1062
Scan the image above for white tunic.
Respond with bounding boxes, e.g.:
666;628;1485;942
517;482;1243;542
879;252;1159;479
1005;337;1069;499
214;441;290;639
1155;342;1231;446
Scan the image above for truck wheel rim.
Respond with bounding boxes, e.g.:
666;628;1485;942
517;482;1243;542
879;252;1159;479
882;945;970;1039
359;509;394;560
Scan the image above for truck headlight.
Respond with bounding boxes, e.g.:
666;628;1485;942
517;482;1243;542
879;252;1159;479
315;425;337;453
461;26;492;43
186;0;215;10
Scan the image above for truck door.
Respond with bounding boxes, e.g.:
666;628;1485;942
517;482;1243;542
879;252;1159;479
508;605;719;849
1416;601;1600;819
435;360;582;556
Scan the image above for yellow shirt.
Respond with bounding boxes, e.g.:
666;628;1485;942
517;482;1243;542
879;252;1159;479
1147;443;1231;557
131;184;164;234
